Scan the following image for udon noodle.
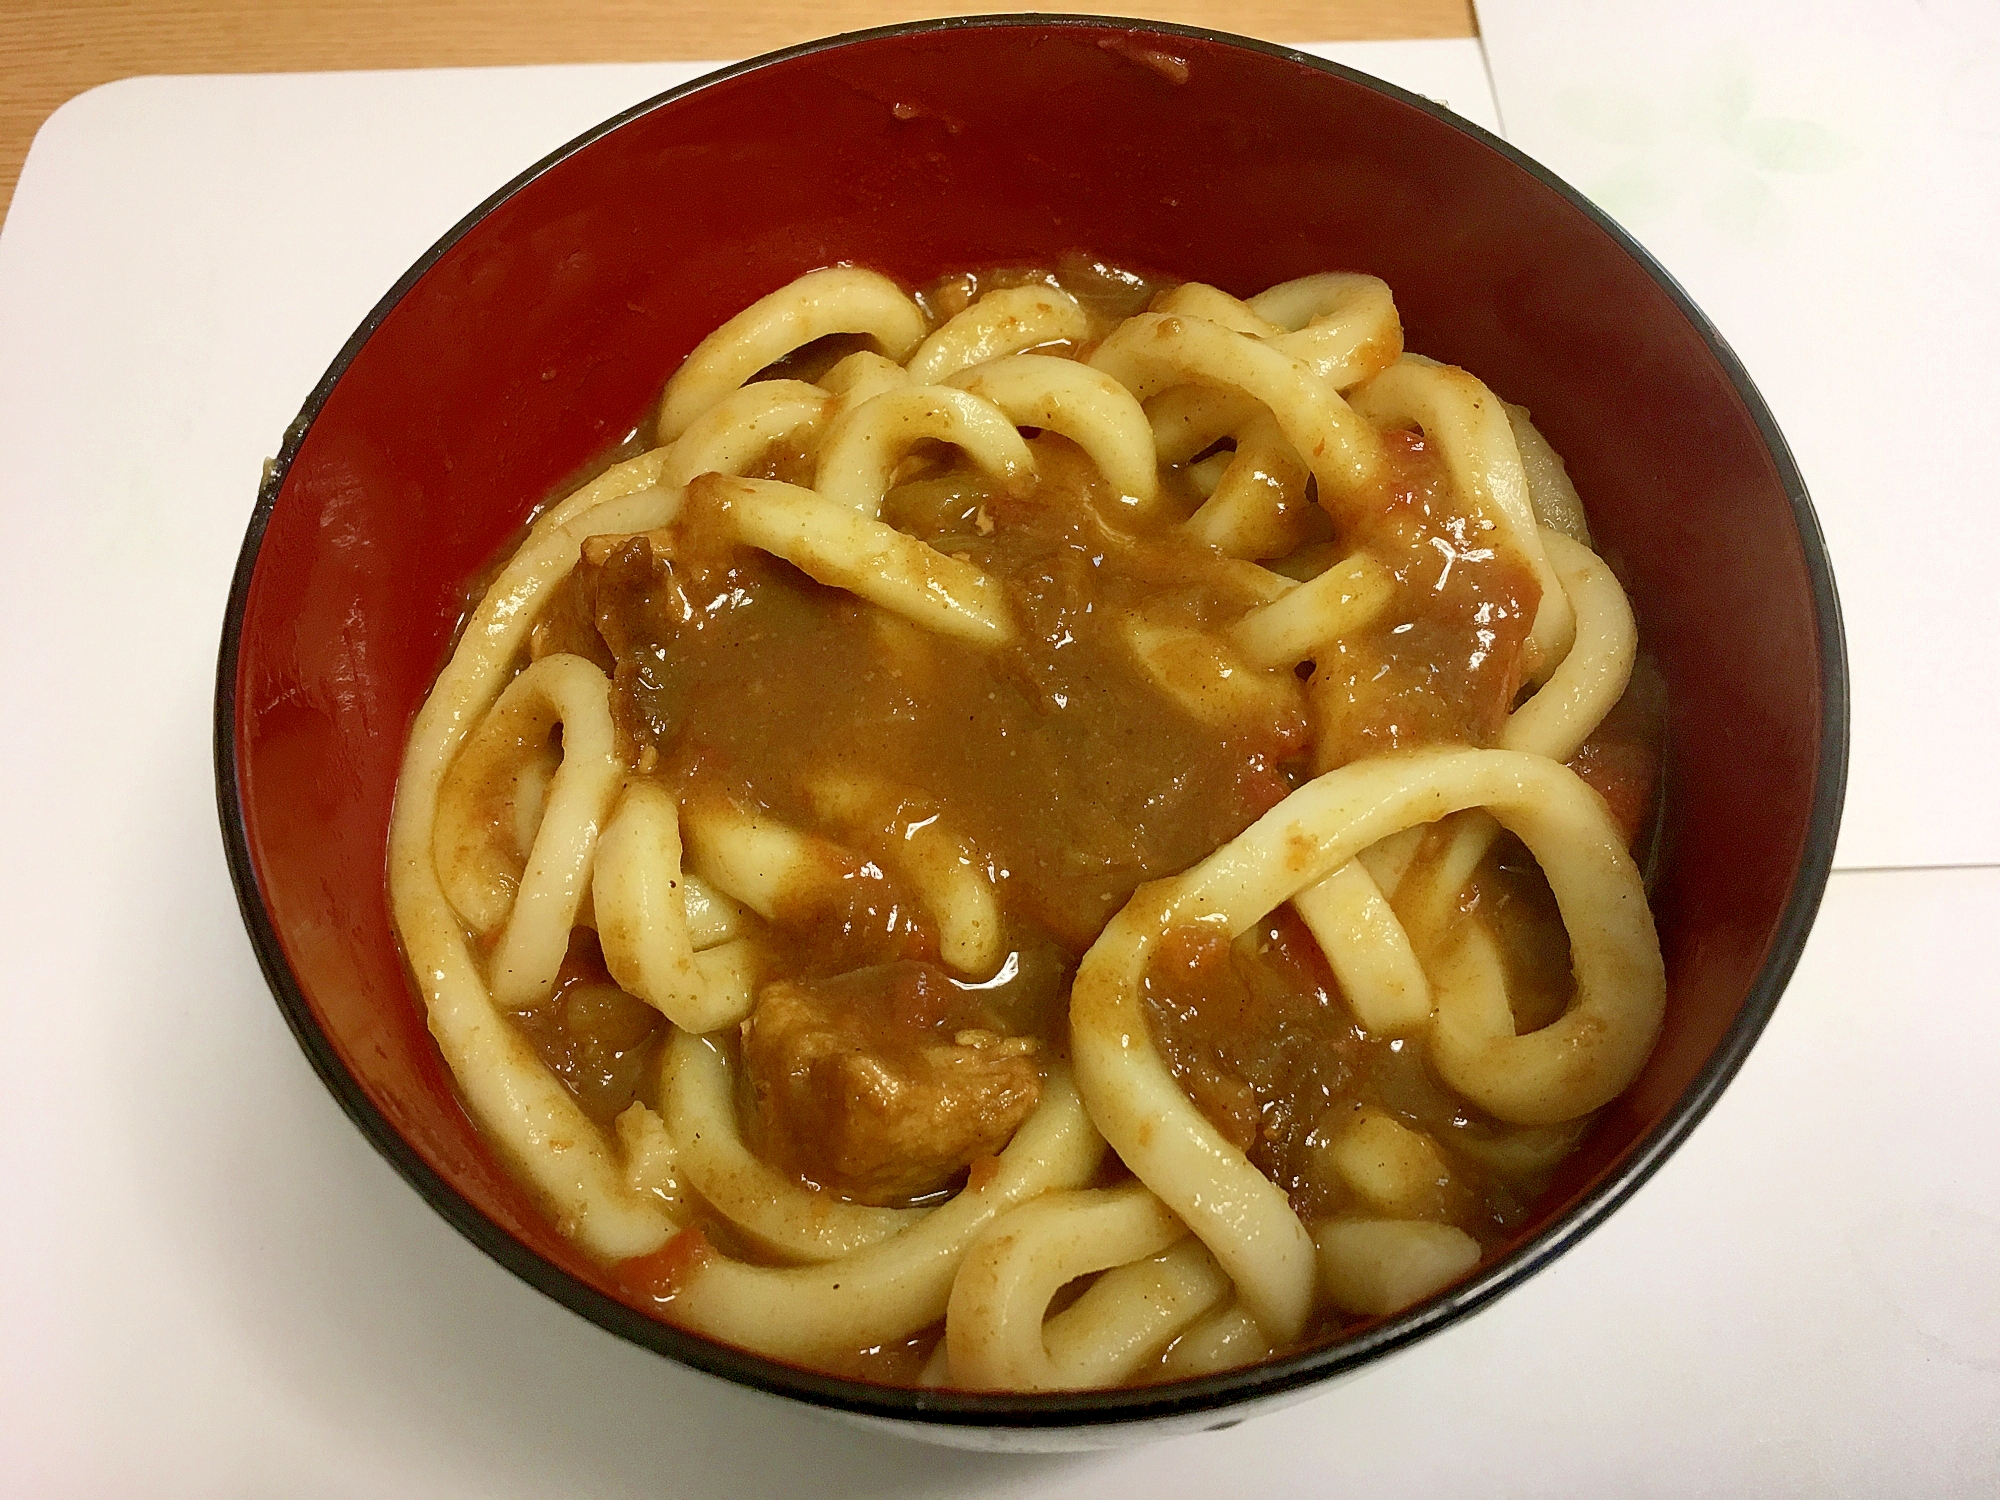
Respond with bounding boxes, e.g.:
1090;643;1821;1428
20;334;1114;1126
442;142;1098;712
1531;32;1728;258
387;259;1666;1390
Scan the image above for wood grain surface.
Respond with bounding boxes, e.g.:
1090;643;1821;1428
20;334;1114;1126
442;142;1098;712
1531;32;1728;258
0;1;1474;225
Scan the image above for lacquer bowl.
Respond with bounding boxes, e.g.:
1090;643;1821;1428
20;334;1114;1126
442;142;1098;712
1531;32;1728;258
215;14;1847;1450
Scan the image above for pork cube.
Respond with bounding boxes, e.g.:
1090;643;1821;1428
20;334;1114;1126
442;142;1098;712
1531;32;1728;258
740;963;1042;1206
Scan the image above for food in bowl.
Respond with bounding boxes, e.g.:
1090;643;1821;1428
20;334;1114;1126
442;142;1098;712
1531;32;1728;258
387;257;1667;1392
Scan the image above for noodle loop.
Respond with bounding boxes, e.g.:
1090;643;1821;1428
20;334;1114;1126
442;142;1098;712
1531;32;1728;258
658;266;925;440
389;262;1669;1388
1070;747;1663;1336
1091;311;1384;512
660;1064;1105;1366
906;285;1091;384
947;354;1159;505
436;653;622;1011
945;1184;1231;1391
814;385;1034;518
696;473;1017;645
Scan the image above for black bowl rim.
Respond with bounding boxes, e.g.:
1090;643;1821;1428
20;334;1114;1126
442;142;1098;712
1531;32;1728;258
213;12;1850;1432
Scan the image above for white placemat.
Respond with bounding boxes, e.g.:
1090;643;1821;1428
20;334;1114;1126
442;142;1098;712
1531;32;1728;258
1477;0;2000;872
1;43;1991;1497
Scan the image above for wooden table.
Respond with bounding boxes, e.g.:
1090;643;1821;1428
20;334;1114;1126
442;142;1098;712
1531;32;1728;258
0;1;1473;225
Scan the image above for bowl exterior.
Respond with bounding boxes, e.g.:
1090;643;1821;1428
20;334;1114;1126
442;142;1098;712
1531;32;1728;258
217;14;1845;1439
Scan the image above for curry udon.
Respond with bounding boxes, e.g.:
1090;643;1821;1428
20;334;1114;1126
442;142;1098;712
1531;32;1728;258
386;258;1665;1390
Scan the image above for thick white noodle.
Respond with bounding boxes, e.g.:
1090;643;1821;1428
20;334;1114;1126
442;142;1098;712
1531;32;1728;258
661;379;830;489
664;1064;1105;1365
1119;614;1306;741
1503;529;1637;762
1358;825;1425;896
615;1099;685;1214
657;267;925;441
947;354;1160;506
1186;449;1232;498
1248;272;1405;390
680;874;745;950
1141;276;1401;525
1392;809;1503;951
1427;916;1646;1125
820;349;911;408
593;780;758;1032
806;771;1003;977
1071;746;1663;1338
691;939;757;1026
1183;409;1314;559
1158;1300;1275;1379
1291;528;1635;1037
1037;1239;1231;1387
1147;386;1262;466
536;451;678;536
433;718;553;936
389;481;682;1261
457;655;623;1011
678;794;851;921
1322;523;1637;995
906;285;1091;384
1291;859;1432;1035
387;265;1660;1380
945;1184;1230;1391
1091;312;1383;513
1330;1109;1455;1216
1230;549;1395;668
696;474;1017;646
1506;401;1592;545
1151;282;1281;336
813;385;1034;517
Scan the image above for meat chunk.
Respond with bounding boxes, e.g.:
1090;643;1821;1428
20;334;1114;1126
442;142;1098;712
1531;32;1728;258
740;962;1043;1206
526;554;616;672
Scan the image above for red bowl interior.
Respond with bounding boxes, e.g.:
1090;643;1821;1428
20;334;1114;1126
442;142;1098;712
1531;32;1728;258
220;17;1843;1427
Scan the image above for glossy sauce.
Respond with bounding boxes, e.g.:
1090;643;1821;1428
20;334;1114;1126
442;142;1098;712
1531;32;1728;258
486;264;1664;1381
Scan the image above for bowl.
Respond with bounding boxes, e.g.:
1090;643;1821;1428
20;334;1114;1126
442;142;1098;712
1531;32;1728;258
214;13;1847;1450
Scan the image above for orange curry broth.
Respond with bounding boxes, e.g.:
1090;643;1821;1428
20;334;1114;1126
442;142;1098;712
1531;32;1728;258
467;267;1664;1382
